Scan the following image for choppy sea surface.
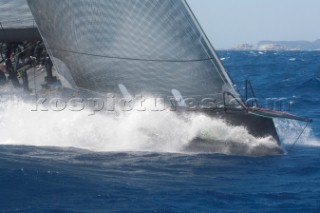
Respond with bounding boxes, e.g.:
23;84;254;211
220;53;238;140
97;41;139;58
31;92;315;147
0;51;320;212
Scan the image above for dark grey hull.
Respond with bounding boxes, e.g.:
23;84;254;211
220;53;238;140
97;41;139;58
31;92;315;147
212;110;280;142
187;110;282;155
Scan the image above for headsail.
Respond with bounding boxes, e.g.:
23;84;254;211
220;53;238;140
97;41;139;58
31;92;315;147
27;0;240;107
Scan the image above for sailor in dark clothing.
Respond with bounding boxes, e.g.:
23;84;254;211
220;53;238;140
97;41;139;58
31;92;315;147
0;63;7;85
5;50;20;88
34;41;45;65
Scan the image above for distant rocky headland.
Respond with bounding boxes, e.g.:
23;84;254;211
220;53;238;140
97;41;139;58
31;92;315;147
231;39;320;51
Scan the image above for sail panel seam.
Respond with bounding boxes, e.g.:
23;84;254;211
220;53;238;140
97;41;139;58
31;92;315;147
49;47;221;63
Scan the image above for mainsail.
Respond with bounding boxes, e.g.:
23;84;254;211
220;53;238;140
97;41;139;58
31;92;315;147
27;0;241;107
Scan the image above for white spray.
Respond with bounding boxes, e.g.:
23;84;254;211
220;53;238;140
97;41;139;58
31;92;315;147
0;98;293;156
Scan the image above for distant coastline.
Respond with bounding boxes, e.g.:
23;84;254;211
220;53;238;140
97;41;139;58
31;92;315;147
228;39;320;51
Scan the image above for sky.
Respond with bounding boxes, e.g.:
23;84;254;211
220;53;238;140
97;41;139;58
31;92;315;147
1;0;319;49
188;0;320;49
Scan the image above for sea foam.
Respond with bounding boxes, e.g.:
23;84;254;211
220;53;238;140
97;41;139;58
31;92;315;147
0;97;288;156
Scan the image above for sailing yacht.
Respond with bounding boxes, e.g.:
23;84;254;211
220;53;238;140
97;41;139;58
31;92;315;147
25;0;311;144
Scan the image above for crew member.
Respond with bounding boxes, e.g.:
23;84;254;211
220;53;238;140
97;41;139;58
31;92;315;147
0;63;7;85
5;50;20;88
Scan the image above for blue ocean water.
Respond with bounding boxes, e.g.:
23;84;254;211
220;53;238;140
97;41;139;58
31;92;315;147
0;51;320;212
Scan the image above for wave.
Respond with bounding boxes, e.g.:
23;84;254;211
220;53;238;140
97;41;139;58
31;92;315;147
302;139;320;147
0;98;282;156
274;119;319;148
295;75;320;92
